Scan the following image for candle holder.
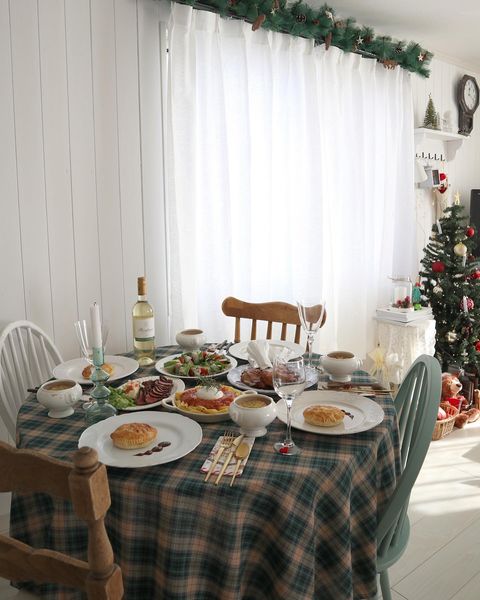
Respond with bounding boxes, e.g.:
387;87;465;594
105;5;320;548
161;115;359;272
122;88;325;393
84;347;117;426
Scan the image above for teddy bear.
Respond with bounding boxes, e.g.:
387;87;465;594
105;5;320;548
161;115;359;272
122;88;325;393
441;373;480;428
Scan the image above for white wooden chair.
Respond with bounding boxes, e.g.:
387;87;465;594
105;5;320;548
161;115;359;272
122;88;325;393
0;321;63;439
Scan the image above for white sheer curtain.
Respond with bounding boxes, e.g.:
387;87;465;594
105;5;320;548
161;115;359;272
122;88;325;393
165;4;415;358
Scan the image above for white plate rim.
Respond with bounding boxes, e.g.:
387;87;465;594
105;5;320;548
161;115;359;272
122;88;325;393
226;364;318;396
78;412;202;468
275;390;385;435
228;339;304;361
155;353;237;379
115;376;185;411
53;355;140;385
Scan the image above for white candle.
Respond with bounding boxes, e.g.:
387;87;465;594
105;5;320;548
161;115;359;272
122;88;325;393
90;302;102;348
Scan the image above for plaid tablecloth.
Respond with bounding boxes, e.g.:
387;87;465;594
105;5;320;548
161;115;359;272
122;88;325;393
11;346;400;600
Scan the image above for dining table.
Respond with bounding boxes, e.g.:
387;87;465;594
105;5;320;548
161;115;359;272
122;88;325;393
10;345;401;600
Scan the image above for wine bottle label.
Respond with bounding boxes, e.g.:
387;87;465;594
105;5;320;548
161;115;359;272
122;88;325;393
133;317;155;341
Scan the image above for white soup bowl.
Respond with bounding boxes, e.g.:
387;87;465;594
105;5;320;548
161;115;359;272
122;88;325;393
37;379;82;418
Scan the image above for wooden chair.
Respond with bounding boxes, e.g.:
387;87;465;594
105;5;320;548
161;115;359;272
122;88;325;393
376;355;441;600
221;296;326;343
0;320;63;439
0;443;123;599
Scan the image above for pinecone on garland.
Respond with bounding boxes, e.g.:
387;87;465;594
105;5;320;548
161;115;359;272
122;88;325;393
296;14;307;23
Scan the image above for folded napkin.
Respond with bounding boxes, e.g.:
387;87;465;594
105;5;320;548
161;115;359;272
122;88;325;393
200;435;255;478
247;340;272;369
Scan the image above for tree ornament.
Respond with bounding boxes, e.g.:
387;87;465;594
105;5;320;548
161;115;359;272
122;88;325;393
252;13;266;30
356;36;364;46
475;341;480;352
461;297;474;311
454;242;468;257
446;331;458;343
296;14;307;23
466;226;475;237
324;10;334;21
418;52;425;62
423;94;439;129
432;261;445;273
472;270;480;280
433;285;443;295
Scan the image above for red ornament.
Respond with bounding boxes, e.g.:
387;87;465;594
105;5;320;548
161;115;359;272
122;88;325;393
466;226;475;238
439;172;447;181
475;341;480;352
472;270;480;280
461;297;475;311
432;261;445;273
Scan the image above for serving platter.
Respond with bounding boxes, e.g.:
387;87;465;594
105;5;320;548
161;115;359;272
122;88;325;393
275;390;385;435
227;364;318;396
155;353;237;380
53;355;139;385
115;376;185;411
78;412;202;468
228;339;304;361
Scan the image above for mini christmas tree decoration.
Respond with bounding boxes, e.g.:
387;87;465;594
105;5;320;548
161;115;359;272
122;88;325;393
423;94;439;129
420;203;480;373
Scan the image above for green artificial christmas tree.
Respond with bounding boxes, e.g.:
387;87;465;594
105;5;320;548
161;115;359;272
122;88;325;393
420;203;480;373
423;94;439;129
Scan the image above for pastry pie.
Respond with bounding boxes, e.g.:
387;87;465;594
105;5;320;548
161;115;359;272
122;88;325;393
303;405;345;427
82;363;114;379
110;422;157;449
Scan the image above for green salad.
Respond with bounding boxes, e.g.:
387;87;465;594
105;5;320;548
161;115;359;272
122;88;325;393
107;387;135;409
163;351;231;377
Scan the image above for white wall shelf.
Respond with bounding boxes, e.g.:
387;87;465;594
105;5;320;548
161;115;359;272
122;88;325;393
414;127;467;161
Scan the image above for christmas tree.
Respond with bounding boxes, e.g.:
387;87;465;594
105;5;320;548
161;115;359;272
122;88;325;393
420;203;480;373
423;94;439;129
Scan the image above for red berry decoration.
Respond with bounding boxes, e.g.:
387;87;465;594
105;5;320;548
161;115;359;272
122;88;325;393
279;446;289;454
466;226;475;237
432;261;445;273
475;341;480;352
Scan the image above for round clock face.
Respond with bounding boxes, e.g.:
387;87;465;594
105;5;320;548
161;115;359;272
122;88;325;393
464;78;478;111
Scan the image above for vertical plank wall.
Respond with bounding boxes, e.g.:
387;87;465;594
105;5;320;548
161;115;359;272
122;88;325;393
0;0;167;361
1;3;480;358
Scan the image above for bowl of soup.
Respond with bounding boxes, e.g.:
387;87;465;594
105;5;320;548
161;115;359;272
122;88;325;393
228;392;276;437
37;379;82;418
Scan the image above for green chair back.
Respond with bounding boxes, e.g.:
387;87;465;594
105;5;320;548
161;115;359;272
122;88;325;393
377;354;441;560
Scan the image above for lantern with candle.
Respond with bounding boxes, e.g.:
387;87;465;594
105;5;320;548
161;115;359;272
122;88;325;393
390;277;414;311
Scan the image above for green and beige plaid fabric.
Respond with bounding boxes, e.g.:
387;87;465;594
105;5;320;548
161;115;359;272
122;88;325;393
10;347;400;600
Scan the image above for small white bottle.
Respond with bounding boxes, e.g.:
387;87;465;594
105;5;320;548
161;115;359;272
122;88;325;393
132;276;155;366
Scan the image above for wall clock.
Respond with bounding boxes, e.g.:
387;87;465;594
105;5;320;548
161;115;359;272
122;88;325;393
457;74;479;135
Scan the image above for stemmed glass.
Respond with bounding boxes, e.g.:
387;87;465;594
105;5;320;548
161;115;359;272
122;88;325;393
297;300;326;369
74;320;115;425
273;355;306;456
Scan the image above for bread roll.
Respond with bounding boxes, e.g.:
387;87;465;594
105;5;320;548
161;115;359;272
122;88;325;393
82;363;114;378
303;405;344;427
110;423;157;449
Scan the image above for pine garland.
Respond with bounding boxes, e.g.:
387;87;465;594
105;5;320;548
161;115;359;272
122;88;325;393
169;0;433;77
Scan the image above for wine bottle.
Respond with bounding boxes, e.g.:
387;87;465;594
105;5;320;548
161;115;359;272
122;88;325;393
132;276;155;366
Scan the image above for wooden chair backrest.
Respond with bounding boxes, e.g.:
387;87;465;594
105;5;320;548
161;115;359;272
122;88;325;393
0;320;63;439
221;296;326;343
0;443;123;599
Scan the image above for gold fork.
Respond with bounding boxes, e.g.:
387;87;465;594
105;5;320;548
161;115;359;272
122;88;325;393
204;430;236;482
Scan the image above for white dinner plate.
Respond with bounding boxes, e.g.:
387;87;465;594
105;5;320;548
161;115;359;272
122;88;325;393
155;353;237;380
53;355;139;385
78;412;202;468
228;339;304;361
275;390;385;435
227;364;318;396
116;376;185;411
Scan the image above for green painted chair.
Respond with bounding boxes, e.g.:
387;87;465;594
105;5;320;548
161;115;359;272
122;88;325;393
376;354;442;600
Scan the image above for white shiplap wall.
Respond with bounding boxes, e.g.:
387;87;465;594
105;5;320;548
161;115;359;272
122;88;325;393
0;0;169;361
411;58;480;260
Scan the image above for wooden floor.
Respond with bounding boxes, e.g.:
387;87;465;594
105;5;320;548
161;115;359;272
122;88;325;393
1;420;480;600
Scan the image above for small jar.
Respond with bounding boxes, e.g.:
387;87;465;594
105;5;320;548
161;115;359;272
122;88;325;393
390;277;413;311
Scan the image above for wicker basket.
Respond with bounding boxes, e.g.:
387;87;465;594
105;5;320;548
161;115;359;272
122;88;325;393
432;404;459;441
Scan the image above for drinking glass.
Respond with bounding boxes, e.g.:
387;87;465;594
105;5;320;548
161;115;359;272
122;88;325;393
273;355;306;456
297;300;326;369
74;320;115;425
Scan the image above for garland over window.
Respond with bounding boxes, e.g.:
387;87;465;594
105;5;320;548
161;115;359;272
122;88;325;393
171;0;433;77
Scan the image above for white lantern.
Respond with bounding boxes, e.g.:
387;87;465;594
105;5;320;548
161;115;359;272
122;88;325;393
390;277;413;311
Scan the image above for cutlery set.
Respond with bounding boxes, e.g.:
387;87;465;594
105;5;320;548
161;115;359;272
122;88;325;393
204;430;248;486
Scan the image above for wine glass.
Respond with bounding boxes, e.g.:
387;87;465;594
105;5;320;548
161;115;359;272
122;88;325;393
74;320;109;365
297;300;326;369
273;355;306;456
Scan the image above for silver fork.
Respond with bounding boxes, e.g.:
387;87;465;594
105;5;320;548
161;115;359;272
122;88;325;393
204;430;236;482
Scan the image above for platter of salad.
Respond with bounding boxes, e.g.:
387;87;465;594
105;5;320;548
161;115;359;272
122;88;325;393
155;351;237;379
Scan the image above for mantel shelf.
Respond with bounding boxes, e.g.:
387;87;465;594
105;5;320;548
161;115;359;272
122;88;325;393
414;127;468;161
